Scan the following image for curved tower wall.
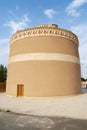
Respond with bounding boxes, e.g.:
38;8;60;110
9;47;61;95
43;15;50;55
6;24;81;97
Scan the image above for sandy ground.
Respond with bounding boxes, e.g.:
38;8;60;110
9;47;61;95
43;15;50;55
0;91;87;120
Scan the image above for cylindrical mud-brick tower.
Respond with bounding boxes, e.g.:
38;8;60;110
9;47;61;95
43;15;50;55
6;24;81;97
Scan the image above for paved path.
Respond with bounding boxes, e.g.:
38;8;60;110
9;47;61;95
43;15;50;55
0;112;87;130
0;91;87;120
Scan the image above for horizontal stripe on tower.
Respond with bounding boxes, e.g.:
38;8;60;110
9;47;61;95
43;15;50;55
9;53;80;64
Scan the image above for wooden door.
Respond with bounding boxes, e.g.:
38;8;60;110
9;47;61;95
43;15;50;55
17;84;24;96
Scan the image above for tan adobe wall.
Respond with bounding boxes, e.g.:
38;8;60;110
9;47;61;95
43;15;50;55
6;24;81;97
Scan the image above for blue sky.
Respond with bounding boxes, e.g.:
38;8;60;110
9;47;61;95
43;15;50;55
0;0;87;77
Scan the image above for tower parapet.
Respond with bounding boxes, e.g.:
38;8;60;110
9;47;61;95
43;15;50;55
10;24;79;46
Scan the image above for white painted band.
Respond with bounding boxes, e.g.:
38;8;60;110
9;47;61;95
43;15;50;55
9;53;80;64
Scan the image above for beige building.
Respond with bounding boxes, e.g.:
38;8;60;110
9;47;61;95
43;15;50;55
6;24;81;97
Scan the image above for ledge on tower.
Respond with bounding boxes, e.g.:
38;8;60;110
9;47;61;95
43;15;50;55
36;24;58;28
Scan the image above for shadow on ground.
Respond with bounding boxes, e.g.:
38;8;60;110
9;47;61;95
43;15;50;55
0;112;87;130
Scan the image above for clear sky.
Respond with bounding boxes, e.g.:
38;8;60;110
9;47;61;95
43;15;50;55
0;0;87;78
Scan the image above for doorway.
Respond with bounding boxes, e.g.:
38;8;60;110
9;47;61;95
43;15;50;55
17;84;24;97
